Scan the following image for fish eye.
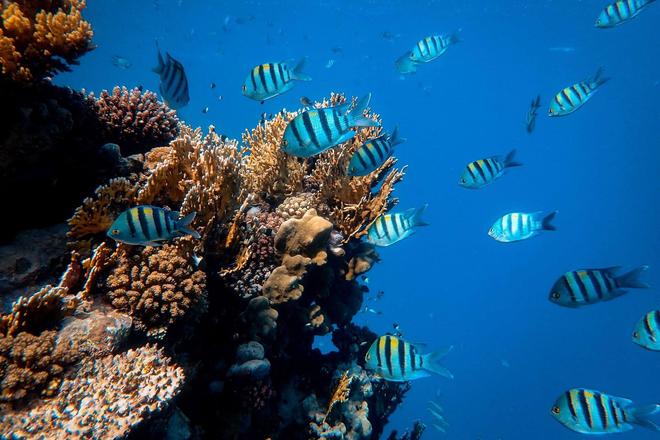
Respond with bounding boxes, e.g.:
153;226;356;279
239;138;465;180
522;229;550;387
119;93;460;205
552;406;561;415
551;292;561;300
241;84;246;92
111;229;121;235
365;353;371;361
633;331;639;339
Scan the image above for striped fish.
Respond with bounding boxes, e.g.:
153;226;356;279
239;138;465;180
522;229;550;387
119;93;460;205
347;126;405;176
633;310;660;351
548;67;609;117
459;149;521;189
366;205;428;247
409;32;460;63
152;48;189;109
281;93;380;158
548;266;649;307
551;388;660;434
242;59;311;103
488;211;556;243
107;206;200;246
596;0;656;28
395;52;419;74
364;335;453;382
525;95;541;134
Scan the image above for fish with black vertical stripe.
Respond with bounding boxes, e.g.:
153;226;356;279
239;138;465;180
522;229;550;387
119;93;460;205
459;149;521;189
242;59;311;102
152;47;189;109
548;67;609;117
551;388;660;433
548;266;649;307
347;126;405;176
596;0;657;28
633;310;660;351
408;32;460;64
107;206;200;246
488;211;557;242
281;93;380;158
364;335;453;382
366;205;428;247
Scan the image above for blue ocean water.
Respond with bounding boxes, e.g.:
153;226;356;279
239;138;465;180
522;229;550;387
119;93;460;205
57;1;660;438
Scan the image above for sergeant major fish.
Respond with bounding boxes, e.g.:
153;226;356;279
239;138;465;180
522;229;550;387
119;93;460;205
526;95;541;133
242;59;311;103
551;388;660;434
548;67;609;117
548;266;649;307
596;0;657;28
459;149;521;189
364;335;453;382
111;55;132;70
108;206;200;246
395;52;419;74
281;93;379;158
152;47;190;109
632;310;660;351
488;211;556;243
408;32;460;64
347;126;405;176
367;205;428;247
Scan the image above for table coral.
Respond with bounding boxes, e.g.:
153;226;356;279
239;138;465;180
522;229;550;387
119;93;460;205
0;0;94;83
103;242;207;337
0;344;184;439
86;86;180;155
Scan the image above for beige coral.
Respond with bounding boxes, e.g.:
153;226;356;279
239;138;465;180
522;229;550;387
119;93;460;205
103;242;207;337
0;344;184;439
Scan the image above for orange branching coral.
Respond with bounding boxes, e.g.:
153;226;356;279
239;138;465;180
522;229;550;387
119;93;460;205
103;242;207;337
323;370;353;423
241;111;306;198
0;344;184;439
0;285;78;338
67;177;136;240
0;0;94;83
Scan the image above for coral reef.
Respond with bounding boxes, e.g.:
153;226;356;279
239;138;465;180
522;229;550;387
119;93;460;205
103;242;207;337
2;91;416;439
87;86;180;155
0;0;94;83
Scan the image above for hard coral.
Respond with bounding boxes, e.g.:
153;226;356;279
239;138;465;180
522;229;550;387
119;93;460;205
87;86;180;155
103;242;207;337
0;344;184;439
0;0;94;83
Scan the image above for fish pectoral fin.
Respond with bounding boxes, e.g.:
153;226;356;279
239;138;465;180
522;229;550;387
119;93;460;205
335;131;357;145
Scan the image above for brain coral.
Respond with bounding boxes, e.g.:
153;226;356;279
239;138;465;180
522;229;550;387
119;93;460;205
103;243;207;337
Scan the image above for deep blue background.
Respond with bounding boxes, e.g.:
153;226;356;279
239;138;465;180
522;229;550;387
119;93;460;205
57;1;660;438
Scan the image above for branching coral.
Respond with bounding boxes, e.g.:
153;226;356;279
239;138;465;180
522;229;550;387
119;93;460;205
103;242;207;337
87;86;180;155
0;344;184;439
323;370;353;423
0;0;94;83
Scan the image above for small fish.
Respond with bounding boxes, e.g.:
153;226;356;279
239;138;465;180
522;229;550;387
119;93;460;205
202;107;209;114
325;59;335;69
152;47;190;109
549;266;649;307
300;96;312;107
242;59;311;102
364;335;453;382
409;32;460;64
362;306;382;315
395;52;419;74
366;205;429;247
282;93;379;158
381;31;400;41
347;126;405;176
633;310;660;351
551;388;660;434
111;55;132;70
488;211;557;243
549;67;609;117
108;206;200;246
548;47;576;53
459;149;521;189
331;46;343;54
360;275;369;283
210;82;216;89
596;0;657;28
526;95;541;133
218;95;223;101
